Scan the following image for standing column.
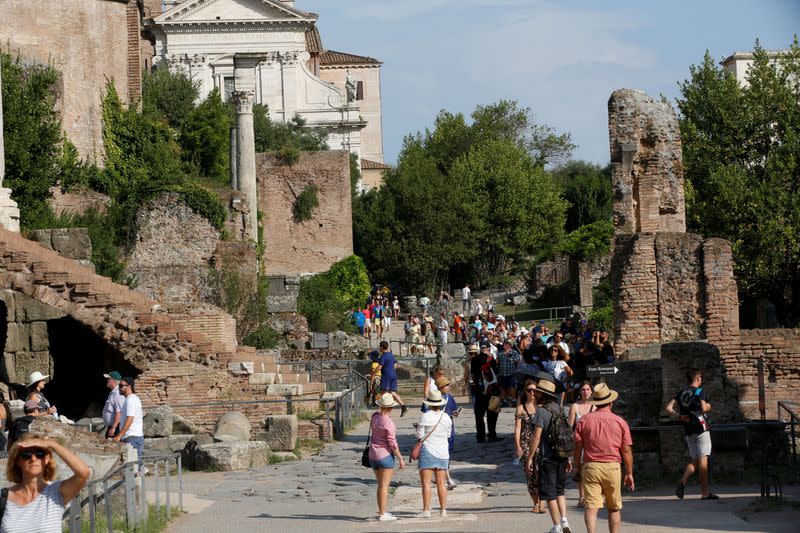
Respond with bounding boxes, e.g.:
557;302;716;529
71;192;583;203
0;64;20;233
232;53;265;243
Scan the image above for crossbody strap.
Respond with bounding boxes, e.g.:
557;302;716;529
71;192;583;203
365;412;378;445
0;487;8;522
419;413;445;445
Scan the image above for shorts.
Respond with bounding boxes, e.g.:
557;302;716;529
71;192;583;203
374;318;383;326
365;319;372;327
582;462;622;511
499;375;516;389
370;454;395;470
381;377;398;392
418;445;448;471
686;431;712;460
538;458;567;501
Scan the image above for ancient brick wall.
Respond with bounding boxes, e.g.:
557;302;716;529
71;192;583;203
0;0;138;161
256;151;354;276
654;233;705;341
611;233;659;355
48;187;111;217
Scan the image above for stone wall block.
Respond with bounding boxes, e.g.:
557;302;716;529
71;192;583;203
213;411;251;442
6;323;30;352
262;414;298;451
143;405;174;437
12;351;52;386
0;290;17;321
29;321;49;351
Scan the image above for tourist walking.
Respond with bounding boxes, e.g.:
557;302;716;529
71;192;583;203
102;370;125;439
437;313;449;346
573;383;635;533
526;379;573;533
497;339;521;405
392;296;400;320
470;344;502;442
665;369;718;500
2;434;90;533
26;372;57;419
112;376;145;467
568;380;595;506
374;341;408;416
414;390;453;519
514;378;545;513
435;376;460;490
461;284;471;313
367;393;405;522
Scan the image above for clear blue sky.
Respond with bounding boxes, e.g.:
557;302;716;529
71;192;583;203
301;0;799;166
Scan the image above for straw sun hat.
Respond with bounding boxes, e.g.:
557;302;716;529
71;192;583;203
588;383;619;406
422;390;448;407
375;392;398;408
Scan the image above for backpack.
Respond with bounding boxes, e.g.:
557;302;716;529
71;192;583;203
8;416;34;449
480;359;500;396
545;403;574;459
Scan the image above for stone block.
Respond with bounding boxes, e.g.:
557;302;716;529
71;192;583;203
51;228;92;260
263;414;298;452
193;441;271;471
182;433;213;469
267;384;303;396
266;276;299;313
213;411;251;441
0;290;17;321
143;405;174;437
227;361;254;375
29;322;49;351
14;293;66;322
172;413;197;435
75;417;105;434
12;352;51;387
145;435;193;454
249;372;276;385
6;323;30;352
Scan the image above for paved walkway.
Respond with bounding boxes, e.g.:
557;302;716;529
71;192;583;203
167;399;798;533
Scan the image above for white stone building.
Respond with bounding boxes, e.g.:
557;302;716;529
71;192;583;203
721;49;790;86
148;0;387;188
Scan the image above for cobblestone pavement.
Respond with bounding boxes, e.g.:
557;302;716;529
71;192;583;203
167;397;797;533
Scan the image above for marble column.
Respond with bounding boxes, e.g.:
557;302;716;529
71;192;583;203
0;64;20;233
233;53;266;243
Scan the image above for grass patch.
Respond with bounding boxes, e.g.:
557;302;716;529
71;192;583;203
69;504;181;533
268;454;285;465
295;407;324;421
493;303;562;329
293;438;325;457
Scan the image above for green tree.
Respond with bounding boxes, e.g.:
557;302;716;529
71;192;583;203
142;67;199;130
677;38;800;325
297;255;371;332
179;88;231;183
253;105;328;153
552;161;612;232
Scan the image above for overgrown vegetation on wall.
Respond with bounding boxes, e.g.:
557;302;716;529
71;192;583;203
292;184;319;222
298;256;371;332
208;266;278;349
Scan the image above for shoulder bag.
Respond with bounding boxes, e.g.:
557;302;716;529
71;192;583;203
409;413;444;462
361;413;377;468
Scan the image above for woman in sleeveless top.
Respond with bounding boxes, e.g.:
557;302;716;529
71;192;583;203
568;380;595;507
26;372;56;419
514;378;544;513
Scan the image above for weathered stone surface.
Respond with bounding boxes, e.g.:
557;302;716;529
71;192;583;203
267;312;309;344
143;405;174;437
75;417;105;434
7;351;51;386
249;372;276;385
5;323;29;352
29;321;49;351
182;433;214;469
193;441;271;471
213;412;251;442
144;435;193;454
327;331;367;351
29;228;92;261
267;276;299;313
48;186;111;217
227;361;254;375
263;415;298;452
172;413;197;435
267;384;303;396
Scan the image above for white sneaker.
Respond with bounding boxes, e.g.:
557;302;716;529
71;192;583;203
416;510;431;518
378;513;397;522
440;509;447;519
561;518;572;533
547;526;562;533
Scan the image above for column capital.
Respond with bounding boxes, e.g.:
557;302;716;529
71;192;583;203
232;90;255;114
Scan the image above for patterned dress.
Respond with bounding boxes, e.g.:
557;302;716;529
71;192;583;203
517;403;539;498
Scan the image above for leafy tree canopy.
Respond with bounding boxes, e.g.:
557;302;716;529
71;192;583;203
677;37;800;325
552;160;612;232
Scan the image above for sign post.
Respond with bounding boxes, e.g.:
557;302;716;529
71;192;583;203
586;364;621;378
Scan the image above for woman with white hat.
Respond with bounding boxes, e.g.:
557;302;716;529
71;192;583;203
367;393;405;522
415;390;453;519
26;372;57;419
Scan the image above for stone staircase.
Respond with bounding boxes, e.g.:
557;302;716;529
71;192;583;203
0;227;324;404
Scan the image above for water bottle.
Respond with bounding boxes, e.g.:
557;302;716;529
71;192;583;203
512;454;521;466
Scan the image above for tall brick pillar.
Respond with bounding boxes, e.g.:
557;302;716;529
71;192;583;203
233;54;266;243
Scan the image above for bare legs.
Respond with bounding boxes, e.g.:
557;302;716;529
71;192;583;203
584;508;621;533
374;467;393;515
546;495;568;526
680;456;710;496
419;469;448;512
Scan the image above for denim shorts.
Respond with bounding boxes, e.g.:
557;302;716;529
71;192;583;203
370;454;395;470
418;445;449;471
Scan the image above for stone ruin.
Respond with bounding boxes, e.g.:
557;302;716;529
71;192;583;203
605;89;800;474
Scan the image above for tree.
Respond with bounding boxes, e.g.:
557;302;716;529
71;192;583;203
552;160;612;232
179;88;231;183
252;105;328;153
142;67;199;130
677;37;800;325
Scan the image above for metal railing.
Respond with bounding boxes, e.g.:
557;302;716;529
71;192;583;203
63;452;183;533
778;401;799;463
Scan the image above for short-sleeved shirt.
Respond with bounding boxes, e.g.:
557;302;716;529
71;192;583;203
497;350;520;377
574;408;633;463
532;402;556;458
674;386;710;436
416;410;453;459
378;351;397;381
1;481;64;533
462;287;471;300
102;387;125;427
354;311;365;327
369;413;398;460
121;393;144;438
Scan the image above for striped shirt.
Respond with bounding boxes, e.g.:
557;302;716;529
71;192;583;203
1;481;65;533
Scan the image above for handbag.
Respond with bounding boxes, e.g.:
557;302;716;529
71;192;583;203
410;413;444;462
361;413;377;468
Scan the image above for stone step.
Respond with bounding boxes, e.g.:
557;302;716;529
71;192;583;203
276;373;310;385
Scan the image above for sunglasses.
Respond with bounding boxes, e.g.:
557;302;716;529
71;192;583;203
19;449;47;460
526;388;536;392
119;383;129;388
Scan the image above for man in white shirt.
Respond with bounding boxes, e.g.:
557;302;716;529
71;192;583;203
546;331;571;355
437;313;449;345
102;370;125;438
113;376;145;466
461;284;471;313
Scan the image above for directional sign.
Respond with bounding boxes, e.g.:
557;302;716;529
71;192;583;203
587;364;620;377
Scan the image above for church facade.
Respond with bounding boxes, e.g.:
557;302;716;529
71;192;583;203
148;0;386;188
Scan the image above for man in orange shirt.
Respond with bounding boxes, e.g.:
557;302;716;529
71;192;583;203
573;383;635;533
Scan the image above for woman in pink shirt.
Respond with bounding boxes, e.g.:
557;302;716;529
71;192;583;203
368;393;405;522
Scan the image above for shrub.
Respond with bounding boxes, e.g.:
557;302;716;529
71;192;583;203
277;145;301;166
179;89;231;183
298;255;371;332
292;184;318;222
558;220;613;262
243;324;280;349
142;67;199;130
176;184;226;231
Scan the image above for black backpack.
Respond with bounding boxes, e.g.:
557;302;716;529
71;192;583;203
8;416;34;449
545;404;574;459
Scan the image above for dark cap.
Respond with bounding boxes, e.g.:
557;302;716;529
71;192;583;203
103;371;122;381
120;376;135;389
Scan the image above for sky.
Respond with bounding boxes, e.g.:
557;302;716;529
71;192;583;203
301;0;799;166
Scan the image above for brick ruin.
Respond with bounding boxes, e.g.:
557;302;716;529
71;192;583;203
609;89;800;422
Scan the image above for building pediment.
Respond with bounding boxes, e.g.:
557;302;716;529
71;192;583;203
155;0;317;24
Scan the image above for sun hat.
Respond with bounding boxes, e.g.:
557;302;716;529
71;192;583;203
26;371;50;388
458;313;465;318
103;371;122;381
588;383;619;406
535;379;560;398
520;328;529;335
434;376;450;389
496;315;505;321
376;392;398;408
423;389;448;407
468;344;479;353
